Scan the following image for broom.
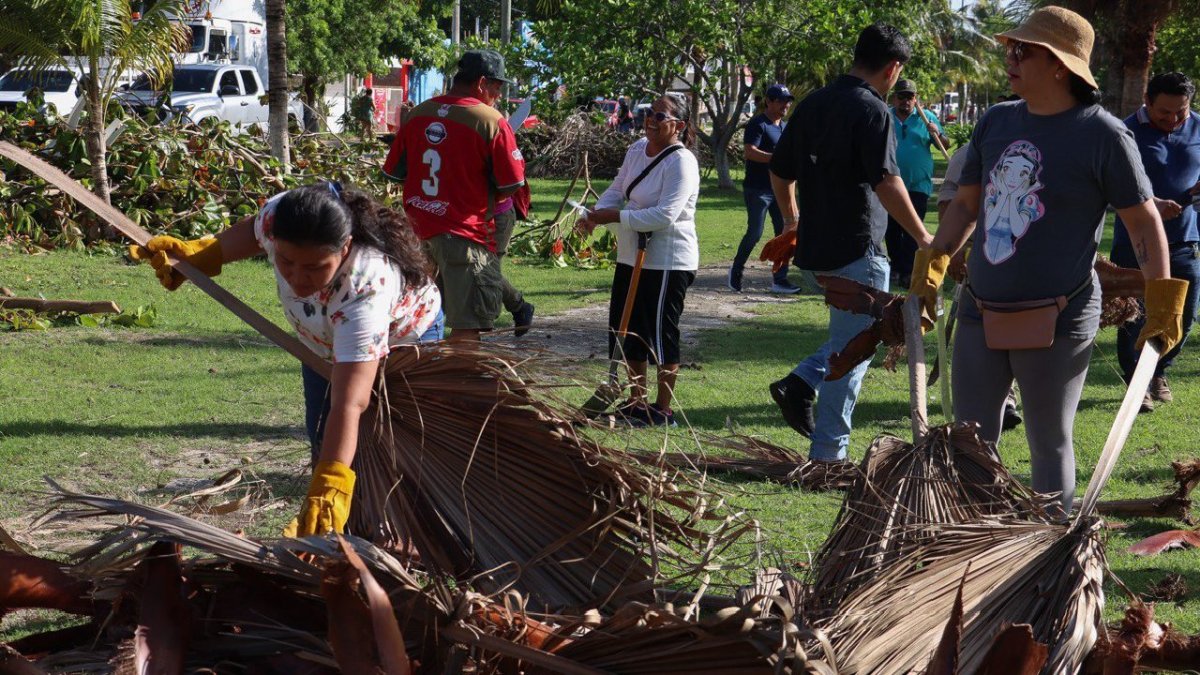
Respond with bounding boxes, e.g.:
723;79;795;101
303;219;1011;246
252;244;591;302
806;297;1049;619
822;339;1161;673
0;141;742;612
579;231;649;417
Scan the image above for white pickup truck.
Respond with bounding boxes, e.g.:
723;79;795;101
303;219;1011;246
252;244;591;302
0;68;82;115
119;63;298;130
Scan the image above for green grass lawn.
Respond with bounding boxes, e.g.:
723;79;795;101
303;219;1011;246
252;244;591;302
2;174;1199;636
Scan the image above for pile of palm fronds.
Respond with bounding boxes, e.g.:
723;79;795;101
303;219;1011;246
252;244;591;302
806;424;1050;618
347;342;751;612
0;488;837;674
522;113;635;179
823;518;1105;673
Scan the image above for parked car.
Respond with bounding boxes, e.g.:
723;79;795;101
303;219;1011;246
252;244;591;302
0;68;81;114
118;63;298;130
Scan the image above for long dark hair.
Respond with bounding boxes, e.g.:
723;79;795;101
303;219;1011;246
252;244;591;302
1067;74;1101;106
271;182;433;288
662;93;696;148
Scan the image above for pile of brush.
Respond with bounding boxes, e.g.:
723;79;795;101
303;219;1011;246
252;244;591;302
0;489;837;674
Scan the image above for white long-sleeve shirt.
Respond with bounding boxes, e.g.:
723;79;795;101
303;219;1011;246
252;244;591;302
593;138;700;270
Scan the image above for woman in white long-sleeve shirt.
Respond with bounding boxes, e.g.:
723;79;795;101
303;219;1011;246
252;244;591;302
578;94;701;426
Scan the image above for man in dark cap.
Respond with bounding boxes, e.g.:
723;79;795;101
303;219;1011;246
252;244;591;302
885;78;949;286
729;83;798;293
382;50;527;341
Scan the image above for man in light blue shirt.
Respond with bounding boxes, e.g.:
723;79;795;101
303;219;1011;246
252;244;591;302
886;79;948;286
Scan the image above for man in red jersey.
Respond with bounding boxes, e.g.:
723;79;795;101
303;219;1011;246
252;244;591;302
382;50;526;341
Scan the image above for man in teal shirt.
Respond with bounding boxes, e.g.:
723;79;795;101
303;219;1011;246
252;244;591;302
885;79;949;285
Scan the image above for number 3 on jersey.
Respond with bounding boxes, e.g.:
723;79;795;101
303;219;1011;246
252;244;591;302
421;149;441;196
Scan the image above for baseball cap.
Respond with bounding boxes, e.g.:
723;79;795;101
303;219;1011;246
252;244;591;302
893;79;918;96
766;84;794;102
456;49;514;84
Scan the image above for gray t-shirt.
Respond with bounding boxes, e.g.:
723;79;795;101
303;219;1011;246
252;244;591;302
959;101;1152;338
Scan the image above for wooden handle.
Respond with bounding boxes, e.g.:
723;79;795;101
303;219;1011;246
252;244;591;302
0;141;331;377
617;248;646;339
915;100;951;161
0;298;120;314
904;294;928;442
1075;340;1161;523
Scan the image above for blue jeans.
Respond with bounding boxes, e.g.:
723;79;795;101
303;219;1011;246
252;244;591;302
1112;241;1200;380
302;310;445;462
732;187;789;284
791;247;890;460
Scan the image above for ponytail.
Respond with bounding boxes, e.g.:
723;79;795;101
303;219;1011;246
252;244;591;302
663;93;697;148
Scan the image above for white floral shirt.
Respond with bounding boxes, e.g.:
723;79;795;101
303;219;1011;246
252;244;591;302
254;192;442;363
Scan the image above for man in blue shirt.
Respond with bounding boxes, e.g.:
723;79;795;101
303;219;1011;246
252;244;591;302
729;84;797;293
1112;72;1200;412
885;79;948;286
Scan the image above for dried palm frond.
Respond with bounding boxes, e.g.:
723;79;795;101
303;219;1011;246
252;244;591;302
822;337;1160;673
824;518;1105;674
1091;457;1200;522
806;425;1049;618
539;599;838;674
628;433;858;491
1093;603;1200;672
349;343;748;612
21;490;815;675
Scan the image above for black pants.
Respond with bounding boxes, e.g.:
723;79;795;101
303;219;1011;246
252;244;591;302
884;190;929;279
607;264;695;365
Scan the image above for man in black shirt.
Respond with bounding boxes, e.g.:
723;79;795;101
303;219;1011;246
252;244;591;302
766;23;933;480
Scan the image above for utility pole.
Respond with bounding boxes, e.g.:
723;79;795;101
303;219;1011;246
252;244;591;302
501;0;511;44
501;0;511;102
452;0;460;45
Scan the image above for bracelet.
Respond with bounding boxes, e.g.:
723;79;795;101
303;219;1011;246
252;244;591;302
783;215;799;225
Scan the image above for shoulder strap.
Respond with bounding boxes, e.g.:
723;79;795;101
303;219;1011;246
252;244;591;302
626;144;683;200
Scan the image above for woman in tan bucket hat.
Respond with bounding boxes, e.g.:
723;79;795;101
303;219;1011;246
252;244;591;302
908;5;1189;516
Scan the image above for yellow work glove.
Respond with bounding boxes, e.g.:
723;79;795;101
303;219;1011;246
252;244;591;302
128;235;223;290
909;248;950;329
283;460;356;537
1137;278;1190;354
759;230;797;274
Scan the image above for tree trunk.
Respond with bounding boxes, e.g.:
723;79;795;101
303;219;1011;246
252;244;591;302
82;68;110;206
265;0;291;172
711;132;733;189
1113;0;1176;117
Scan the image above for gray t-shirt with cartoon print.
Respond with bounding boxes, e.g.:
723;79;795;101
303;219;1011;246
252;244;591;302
959;101;1152;338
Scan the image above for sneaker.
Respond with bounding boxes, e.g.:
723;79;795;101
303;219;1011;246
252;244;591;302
727;265;744;292
631;403;678;428
1139;392;1155;415
769;280;802;295
769;374;815;437
1002;404;1023;431
512;301;534;337
787;458;857;491
1149;376;1172;402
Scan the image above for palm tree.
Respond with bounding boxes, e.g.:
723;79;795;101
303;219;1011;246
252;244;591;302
0;0;189;205
265;0;290;172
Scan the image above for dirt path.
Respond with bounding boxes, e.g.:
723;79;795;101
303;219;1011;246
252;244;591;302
495;261;812;359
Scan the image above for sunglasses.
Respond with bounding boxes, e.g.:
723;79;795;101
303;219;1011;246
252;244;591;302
896;93;916;101
1005;40;1042;63
648;111;681;122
